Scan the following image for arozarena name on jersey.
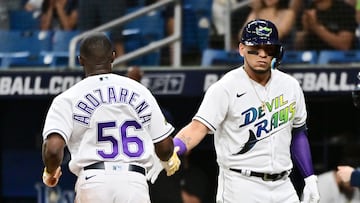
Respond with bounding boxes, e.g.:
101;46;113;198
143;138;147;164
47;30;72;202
0;75;82;95
73;87;151;126
239;94;295;137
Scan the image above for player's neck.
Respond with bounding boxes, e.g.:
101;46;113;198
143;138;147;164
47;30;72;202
85;66;112;77
243;67;271;86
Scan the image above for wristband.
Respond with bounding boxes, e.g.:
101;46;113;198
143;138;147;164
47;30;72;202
173;137;187;155
351;170;360;187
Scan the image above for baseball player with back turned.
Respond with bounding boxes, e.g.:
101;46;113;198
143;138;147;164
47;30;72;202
41;32;180;203
173;19;320;203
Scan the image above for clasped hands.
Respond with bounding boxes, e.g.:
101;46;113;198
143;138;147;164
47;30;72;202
161;147;181;176
42;166;62;187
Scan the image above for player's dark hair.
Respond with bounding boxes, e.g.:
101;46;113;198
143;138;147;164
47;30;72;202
79;32;114;65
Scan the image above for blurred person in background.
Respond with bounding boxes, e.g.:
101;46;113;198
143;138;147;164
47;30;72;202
344;0;360;48
294;0;357;51
0;0;24;29
338;166;360;188
125;66;144;83
344;0;360;24
180;166;208;203
40;0;78;31
337;72;360;188
78;0;126;58
318;168;360;203
211;0;241;49
25;0;43;17
289;0;311;16
240;0;296;49
144;0;175;65
212;0;237;38
356;0;360;25
0;0;9;29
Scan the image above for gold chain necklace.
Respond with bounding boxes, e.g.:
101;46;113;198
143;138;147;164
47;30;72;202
246;73;269;112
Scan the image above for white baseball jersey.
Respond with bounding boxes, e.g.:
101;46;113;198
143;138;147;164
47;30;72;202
194;67;307;173
42;73;174;176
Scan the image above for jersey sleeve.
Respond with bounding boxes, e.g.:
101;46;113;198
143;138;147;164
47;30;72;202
193;82;229;132
42;95;73;143
145;91;174;143
292;82;307;128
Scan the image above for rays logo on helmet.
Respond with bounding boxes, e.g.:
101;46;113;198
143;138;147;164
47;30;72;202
241;19;279;45
255;26;272;37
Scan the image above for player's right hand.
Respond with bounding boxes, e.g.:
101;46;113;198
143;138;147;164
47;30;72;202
42;166;62;187
161;147;181;176
301;175;320;203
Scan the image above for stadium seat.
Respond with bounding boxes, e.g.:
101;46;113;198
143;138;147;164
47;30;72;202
183;0;213;15
123;6;144;61
182;0;213;54
52;30;80;52
201;48;243;67
0;30;52;68
123;30;143;65
8;10;40;31
140;11;164;66
123;10;165;66
317;50;360;64
182;7;198;53
281;50;318;65
41;30;81;68
0;52;31;69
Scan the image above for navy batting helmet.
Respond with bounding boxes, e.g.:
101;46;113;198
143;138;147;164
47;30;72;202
240;19;283;68
241;19;280;46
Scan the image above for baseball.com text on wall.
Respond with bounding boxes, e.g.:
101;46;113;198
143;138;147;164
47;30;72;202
0;67;358;98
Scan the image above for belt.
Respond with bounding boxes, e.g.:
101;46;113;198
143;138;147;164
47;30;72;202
229;168;288;181
84;162;146;176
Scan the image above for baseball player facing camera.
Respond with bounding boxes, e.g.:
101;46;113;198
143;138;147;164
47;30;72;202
173;19;320;203
41;32;180;203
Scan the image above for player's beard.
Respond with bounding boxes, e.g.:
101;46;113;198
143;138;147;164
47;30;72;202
249;66;270;74
244;57;271;75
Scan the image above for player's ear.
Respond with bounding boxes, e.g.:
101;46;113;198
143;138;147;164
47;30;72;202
239;43;245;57
78;56;84;66
110;51;116;63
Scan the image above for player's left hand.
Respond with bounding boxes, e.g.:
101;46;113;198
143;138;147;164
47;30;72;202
42;166;62;187
146;156;164;184
301;175;320;203
161;147;181;176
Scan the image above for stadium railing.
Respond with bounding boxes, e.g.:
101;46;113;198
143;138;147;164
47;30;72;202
68;0;182;69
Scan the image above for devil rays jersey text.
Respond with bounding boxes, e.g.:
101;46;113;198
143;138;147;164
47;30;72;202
193;67;306;173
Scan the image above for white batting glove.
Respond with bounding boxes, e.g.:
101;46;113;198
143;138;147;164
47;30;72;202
161;147;181;176
42;166;62;187
301;175;320;203
146;156;164;184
